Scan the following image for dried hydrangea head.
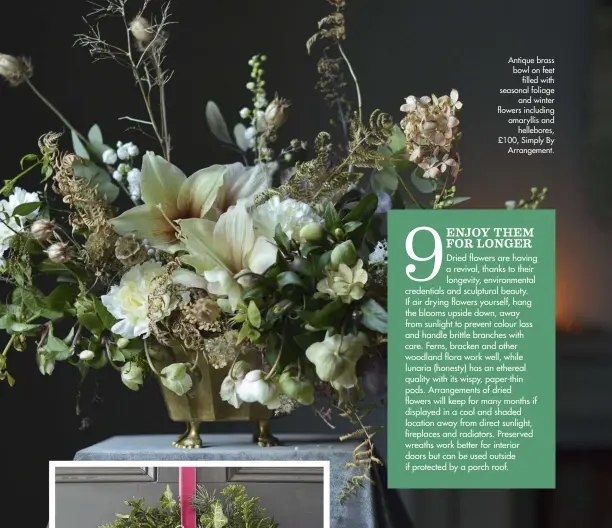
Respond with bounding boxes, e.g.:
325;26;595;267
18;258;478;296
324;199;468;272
0;53;33;86
400;89;462;180
185;297;222;327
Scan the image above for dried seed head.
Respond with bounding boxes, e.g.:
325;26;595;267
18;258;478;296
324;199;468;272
0;53;33;86
130;17;156;44
30;219;55;242
264;97;290;129
47;242;72;263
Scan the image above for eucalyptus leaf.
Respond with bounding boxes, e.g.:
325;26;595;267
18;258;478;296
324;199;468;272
360;299;388;333
410;169;435;194
87;124;103;145
234;123;249;151
206;101;233;144
371;168;399;194
388;124;407;154
71;130;90;159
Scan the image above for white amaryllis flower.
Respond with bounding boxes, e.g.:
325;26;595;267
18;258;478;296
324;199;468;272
111;153;271;251
305;332;368;389
174;202;277;311
219;360;252;408
121;362;144;391
236;370;281;409
160;363;193;396
251;195;322;241
101;261;177;339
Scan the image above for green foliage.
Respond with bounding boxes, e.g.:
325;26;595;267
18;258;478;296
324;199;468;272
98;486;181;528
192;484;278;528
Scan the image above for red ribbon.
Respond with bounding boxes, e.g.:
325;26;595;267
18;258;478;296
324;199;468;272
179;467;197;528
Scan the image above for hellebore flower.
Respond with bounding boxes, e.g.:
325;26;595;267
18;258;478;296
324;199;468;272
236;370;281;409
305;332;368;389
219;360;252;409
160;363;193;396
121;362;144;391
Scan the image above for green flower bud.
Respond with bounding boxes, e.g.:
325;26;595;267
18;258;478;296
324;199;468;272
299;222;326;242
116;338;130;349
78;350;95;361
279;372;315;405
331;240;357;269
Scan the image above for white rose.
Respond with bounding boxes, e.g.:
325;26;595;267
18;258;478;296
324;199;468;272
160;363;193;396
121;362;143;391
305;332;368;389
101;261;177;339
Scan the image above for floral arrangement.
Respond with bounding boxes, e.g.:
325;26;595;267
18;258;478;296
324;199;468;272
0;0;546;500
99;484;277;528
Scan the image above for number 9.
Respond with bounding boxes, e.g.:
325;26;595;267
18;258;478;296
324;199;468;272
405;226;442;281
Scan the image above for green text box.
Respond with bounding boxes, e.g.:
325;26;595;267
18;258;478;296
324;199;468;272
387;210;555;488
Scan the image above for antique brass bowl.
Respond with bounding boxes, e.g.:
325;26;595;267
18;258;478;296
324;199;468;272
154;344;277;449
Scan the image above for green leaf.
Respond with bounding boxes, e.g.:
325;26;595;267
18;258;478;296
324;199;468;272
9;322;40;334
38;260;87;283
299;299;346;329
343;221;362;233
388;124;407;154
46;326;73;360
410;168;435;194
72;159;120;203
360;298;388;333
87;124;111;158
273;224;291;253
76;297;105;336
323;201;341;232
45;284;78;319
265;299;295;324
87;124;103;145
247;301;262;328
119;341;142;360
109;347;126;363
206;101;233;145
93;297;116;330
371;168;399;194
277;271;307;290
11;201;41;218
71;130;90;159
450;196;471;205
342;193;378;224
234;123;249;151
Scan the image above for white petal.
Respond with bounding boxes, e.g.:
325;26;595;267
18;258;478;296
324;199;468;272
172;268;208;290
247;236;277;275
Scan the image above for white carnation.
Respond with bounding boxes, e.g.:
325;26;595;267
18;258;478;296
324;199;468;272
101;261;177;339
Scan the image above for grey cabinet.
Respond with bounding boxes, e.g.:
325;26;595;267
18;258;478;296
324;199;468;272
54;466;324;528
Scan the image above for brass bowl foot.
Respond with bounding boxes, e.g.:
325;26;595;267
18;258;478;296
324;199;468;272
172;423;190;448
173;421;203;449
254;419;279;447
